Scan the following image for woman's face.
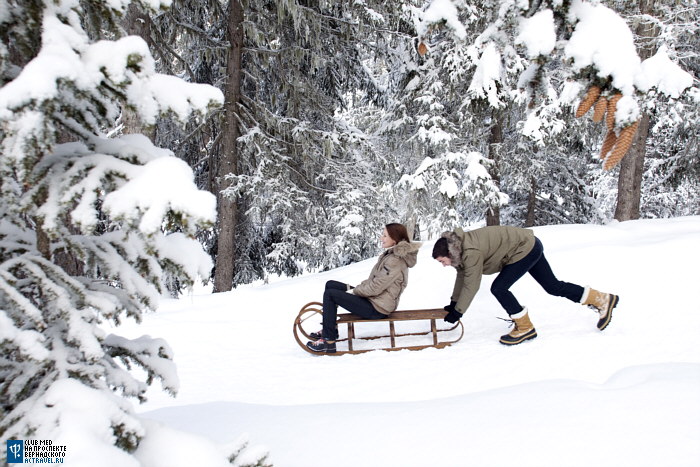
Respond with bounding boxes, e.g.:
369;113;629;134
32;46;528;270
380;228;397;249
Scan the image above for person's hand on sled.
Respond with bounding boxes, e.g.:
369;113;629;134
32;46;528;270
443;301;462;323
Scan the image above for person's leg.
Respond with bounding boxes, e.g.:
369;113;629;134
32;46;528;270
527;240;618;331
494;240;544;345
321;288;342;341
322;287;384;340
334;293;385;320
491;239;544;315
311;287;383;353
311;280;351;339
325;280;349;292
308;284;347;353
526;240;584;303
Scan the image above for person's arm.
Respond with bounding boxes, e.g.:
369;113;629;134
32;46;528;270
353;256;400;298
454;250;484;314
451;268;465;303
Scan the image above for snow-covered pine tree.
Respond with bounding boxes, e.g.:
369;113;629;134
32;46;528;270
227;1;403;279
145;0;403;284
370;0;512;233
507;4;606;226
410;0;696;226
116;0;226;292
620;0;700;218
0;0;260;464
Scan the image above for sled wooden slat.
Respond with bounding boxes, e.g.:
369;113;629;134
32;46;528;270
293;301;464;356
336;309;451;322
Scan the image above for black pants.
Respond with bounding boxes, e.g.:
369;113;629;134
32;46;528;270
322;280;386;340
490;238;585;316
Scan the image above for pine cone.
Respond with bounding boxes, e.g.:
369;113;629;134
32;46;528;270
606;94;622;130
592;96;608;122
599;130;617;160
604;120;639;170
575;85;601;118
417;42;428;56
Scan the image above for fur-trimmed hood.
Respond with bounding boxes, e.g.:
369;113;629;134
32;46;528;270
440;231;463;268
389;240;421;268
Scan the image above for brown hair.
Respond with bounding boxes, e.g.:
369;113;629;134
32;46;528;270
385;223;410;244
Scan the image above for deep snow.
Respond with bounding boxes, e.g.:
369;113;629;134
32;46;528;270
116;217;700;467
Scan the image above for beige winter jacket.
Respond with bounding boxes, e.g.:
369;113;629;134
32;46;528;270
444;226;535;314
353;240;420;315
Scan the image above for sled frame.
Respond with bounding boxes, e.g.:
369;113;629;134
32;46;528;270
293;301;464;356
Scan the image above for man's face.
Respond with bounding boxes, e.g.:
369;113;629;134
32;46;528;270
436;256;452;267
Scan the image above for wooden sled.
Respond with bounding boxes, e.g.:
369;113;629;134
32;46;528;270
293;301;464;356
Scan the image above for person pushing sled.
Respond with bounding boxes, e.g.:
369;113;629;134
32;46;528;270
432;226;619;345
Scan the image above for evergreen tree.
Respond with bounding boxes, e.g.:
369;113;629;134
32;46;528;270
143;0;408;286
0;0;267;463
132;0;697;287
373;0;512;234
396;0;697;230
628;0;700;218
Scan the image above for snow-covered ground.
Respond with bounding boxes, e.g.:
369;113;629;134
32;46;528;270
116;217;700;467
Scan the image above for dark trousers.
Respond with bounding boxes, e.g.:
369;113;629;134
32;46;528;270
490;238;585;316
322;280;385;340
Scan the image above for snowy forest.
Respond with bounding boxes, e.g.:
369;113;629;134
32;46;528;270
0;0;698;465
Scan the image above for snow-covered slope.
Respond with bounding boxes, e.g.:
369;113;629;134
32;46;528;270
116;217;700;467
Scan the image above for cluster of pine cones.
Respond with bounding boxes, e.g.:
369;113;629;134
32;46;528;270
575;85;639;170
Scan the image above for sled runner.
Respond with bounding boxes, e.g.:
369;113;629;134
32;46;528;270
293;301;464;356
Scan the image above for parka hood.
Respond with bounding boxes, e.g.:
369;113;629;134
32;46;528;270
391;240;421;268
440;230;463;268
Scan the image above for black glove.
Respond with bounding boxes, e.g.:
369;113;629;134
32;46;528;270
444;308;463;324
443;301;457;313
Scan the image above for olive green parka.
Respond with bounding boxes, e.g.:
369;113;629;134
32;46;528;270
443;226;535;314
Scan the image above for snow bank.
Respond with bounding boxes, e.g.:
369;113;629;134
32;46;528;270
111;216;700;467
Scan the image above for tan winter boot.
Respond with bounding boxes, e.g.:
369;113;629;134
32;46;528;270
500;308;537;345
581;287;619;331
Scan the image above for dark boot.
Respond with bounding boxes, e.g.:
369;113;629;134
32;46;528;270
581;287;619;331
500;308;537;345
306;338;337;354
311;320;338;341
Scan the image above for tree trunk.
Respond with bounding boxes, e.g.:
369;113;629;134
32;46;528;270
614;113;650;221
486;115;503;226
404;215;419;241
525;177;537;227
613;0;658;221
213;0;244;293
121;4;156;140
